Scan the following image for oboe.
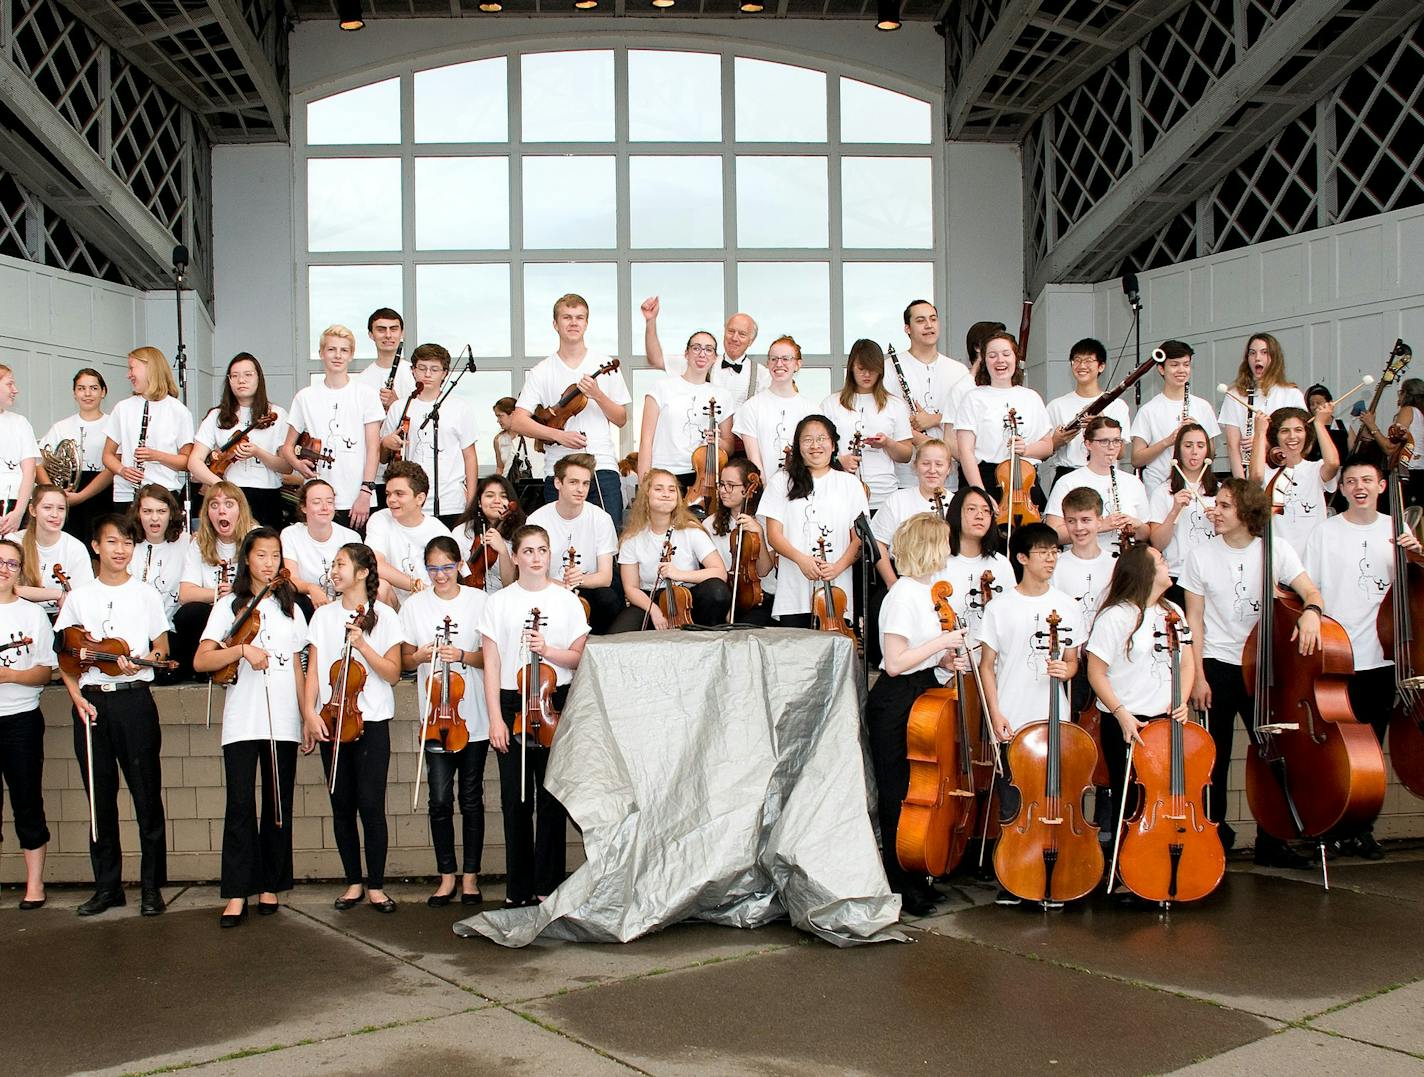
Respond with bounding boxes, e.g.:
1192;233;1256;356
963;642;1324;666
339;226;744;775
134;400;151;484
1241;376;1257;470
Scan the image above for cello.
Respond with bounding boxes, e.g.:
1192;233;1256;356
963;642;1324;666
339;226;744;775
994;611;1104;906
1242;469;1385;847
1114;611;1224;905
688;398;726;510
1378;420;1424;798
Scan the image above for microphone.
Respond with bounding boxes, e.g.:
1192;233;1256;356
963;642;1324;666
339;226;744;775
1122;267;1140;308
463;344;477;372
172;244;189;274
853;512;878;560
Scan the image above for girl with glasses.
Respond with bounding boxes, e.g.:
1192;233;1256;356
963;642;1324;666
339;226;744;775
707;458;776;625
733;336;817;477
638;331;725;501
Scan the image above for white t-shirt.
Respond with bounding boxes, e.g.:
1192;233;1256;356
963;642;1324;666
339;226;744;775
286;380;384;510
1133;392;1222;490
1218;384;1307;435
40;414;109;473
0;598;57;715
933;552;1015;646
194;404;290;490
1180;536;1305;662
479;582;590;690
134;535;190;624
399;586;491;740
354;359;418;482
201;595;308;745
0;412;38;502
381;396;478;517
1301;513;1393;670
28;531;94;618
363;509;452;602
977;585;1082;732
758;469;869;617
819;392;913;508
307;600;404;723
733;391;817;475
54;575;170;688
281;522;361;601
106;395;194;501
647;376;720;474
871;487;938;552
1044;393;1132;473
181;538;239;592
1265;459;1336;554
1045;465;1150;555
1051;547;1118;630
516;351;630;473
1147;480;1217;577
619;525;717;592
955;385;1051;465
878;576;947;675
1087;601;1188;718
664;351;766;413
884;351;974;487
527;501;618;582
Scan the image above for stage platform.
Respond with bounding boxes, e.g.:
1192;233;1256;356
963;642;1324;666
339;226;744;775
2;848;1420;1076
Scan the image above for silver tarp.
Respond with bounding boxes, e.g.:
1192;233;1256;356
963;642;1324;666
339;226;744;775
454;628;908;948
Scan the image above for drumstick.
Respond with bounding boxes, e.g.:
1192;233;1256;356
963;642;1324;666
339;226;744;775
1328;375;1374;412
1171;462;1214;516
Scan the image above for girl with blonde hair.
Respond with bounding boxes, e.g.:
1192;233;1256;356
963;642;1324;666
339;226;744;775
102;346;194;509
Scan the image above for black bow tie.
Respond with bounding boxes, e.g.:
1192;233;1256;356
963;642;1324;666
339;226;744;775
720;359;744;374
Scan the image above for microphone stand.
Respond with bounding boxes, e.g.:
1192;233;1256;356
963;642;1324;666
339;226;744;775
852;512;878;688
173;247;193;532
418;346;477;519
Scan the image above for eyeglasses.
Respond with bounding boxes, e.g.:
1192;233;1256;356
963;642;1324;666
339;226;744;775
716;480;745;490
1090;438;1124;447
688;343;717;356
1069;357;1101;368
0;559;18;572
799;436;832;447
768;355;798;365
426;563;459;575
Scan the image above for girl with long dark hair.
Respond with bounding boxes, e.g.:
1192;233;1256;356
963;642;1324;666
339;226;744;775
189;353;291;529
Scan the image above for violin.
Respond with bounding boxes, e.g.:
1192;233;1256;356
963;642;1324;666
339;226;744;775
532;359;621;452
651;528;694;629
1241;468;1385;841
52;563;72;596
321;605;368;793
970;570;1005;847
58;627;178;678
1115;611;1224;905
422;615;469;754
206;412;279;478
846;431;871;499
689;398;726;508
294;431;335;472
513;608;559;749
896;581;976;877
212;568;290;687
465;511;498;589
994;610;1104;906
0;634;33;656
563;546;592;622
1378;409;1424;798
810;530;858;650
929;487;948;519
727;475;764;622
380;387;421;465
995;408;1041;530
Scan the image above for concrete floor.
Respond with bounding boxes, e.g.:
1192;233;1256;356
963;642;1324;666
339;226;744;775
2;850;1422;1077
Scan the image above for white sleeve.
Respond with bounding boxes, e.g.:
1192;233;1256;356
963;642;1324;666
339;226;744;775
595;512;618;556
1086;605;1129;665
1275;538;1306;588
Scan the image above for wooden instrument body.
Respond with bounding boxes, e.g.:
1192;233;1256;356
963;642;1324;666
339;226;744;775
731;527;764;611
994;458;1040;526
811;579;857;646
213;608;260;687
208;413;277;477
514;661;559;749
532;360;621;452
425;672;469;754
656;582;694;628
319;655;366;744
1378;444;1424;798
58;627;177;678
294;432;335;470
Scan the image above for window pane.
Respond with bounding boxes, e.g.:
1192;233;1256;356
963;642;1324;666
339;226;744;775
630;157;722;248
521;51;614;142
842;262;935;351
415;158;509;250
842;158;933;249
629;263;725;357
735;59;826;143
415;58;508;143
308;265;402;361
736;262;830;354
523;263;618;358
796;367;834;406
307;158;402;252
416;264;512;357
447;370;518;474
736;157;828;248
307;78;400;145
523;157;615;249
629;51;721;142
840;78;931;144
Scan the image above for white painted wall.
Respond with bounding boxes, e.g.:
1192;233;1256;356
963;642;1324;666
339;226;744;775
946;141;1025;362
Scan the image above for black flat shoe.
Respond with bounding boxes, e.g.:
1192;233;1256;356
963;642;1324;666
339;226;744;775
220;905;248;929
370;897;397;914
502;897;538;909
18;897;46;910
900;892;937;918
257;901;279;916
334;891;364;910
1355;833;1386;860
140;889;166;917
461;891;484;905
77;890;126;917
427;891;454;908
1254;844;1314;870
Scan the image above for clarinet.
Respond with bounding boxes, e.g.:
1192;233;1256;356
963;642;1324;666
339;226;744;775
885;344;922;415
383;341;404;395
1241;377;1257;470
141;543;154;584
1181;379;1192;425
134;400;151;484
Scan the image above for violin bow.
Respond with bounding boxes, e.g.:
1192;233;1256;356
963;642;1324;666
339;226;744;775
84;710;98;842
1106;740;1135;895
262;658;282;829
727;528;742;625
411;630;438;813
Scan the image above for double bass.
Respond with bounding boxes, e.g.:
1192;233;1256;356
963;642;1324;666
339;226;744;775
970;570;1005;856
1379;418;1424;798
994;610;1104;906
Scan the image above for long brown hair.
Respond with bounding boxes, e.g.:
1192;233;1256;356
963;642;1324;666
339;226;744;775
128;483;184;543
709;457;762;537
1092;543;1170;657
620;468;707;543
837;339;889;411
214;352;274;431
20;484;66;588
1168;423;1219;496
1231;332;1294;394
195;481;256;565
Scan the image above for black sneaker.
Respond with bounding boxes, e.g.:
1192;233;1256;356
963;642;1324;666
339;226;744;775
994;888;1022;906
1354;833;1386;861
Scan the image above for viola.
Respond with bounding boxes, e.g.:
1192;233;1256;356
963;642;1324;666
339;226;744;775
465;511;498;589
651;528;694;629
380;387;421;465
896;581;976;877
58;627;178;678
995;408;1040;531
52;563;72;596
321;605;368;794
532;360;621;452
206;412;279;478
810;530;858;650
1116;610;1225;905
1242;469;1385;841
212;569;291;687
929;487;948;519
1377;410;1424;798
422;615;469;754
994;610;1104;906
689;398;726;508
563;545;592;622
0;633;33;656
727;475;765;622
294;432;335;472
513;608;559;749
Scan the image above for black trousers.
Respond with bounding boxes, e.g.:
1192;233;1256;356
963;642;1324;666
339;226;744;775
427;738;489;875
72;686;167;891
730;594;775;626
776;613;815;629
1099;709;1147;827
865;666;940;895
1349;665;1395;835
319;720;391;889
237;486;286;532
0;707;49;849
171;601;213;681
582;585;625;636
221;739;297;898
608;581;732;633
1203;657;1287;852
497;687;569;904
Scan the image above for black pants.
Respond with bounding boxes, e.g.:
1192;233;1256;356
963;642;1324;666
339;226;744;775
172;601;213;681
319;720;391;889
221;739;297;898
1099;709;1146;826
497;687;569;904
1203;657;1287;853
72;686;167;891
0;708;49;849
1349;665;1395;835
238;486;286;532
777;613;815;629
64;473;113;547
856;570;887;667
1406;468;1424;509
427;738;489;875
865;667;940;895
608;581;732;633
582;585;625;636
730;595;775;626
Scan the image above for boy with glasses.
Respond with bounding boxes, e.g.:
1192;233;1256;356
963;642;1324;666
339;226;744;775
1044;417;1149;556
1045;338;1132;489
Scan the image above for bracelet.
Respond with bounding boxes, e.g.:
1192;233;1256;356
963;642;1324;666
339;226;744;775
1303;603;1323;616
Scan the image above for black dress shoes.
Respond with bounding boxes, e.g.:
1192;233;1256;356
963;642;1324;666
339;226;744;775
461;891;484;905
257;900;280;916
219;904;248;928
18;897;46;910
77;890;126;917
369;897;397;914
427;891;454;908
1253;843;1314;870
140;889;166;916
334;893;363;910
